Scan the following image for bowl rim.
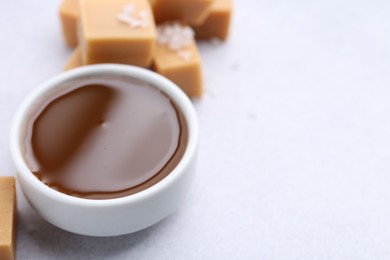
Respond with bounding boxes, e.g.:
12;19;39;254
9;64;198;207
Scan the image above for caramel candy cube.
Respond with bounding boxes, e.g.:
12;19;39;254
0;177;15;260
59;0;79;47
151;0;214;25
79;0;156;67
153;42;203;97
192;0;232;40
153;24;202;97
64;46;83;71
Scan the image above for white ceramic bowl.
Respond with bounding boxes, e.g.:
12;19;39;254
10;64;198;237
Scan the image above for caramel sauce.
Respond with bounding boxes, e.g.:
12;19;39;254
23;76;187;199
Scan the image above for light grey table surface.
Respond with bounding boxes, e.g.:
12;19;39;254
1;0;390;259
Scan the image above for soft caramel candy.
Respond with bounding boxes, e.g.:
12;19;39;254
153;43;203;97
153;24;202;98
64;46;82;71
79;0;156;67
59;0;79;47
192;0;232;40
151;0;214;25
0;177;15;260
